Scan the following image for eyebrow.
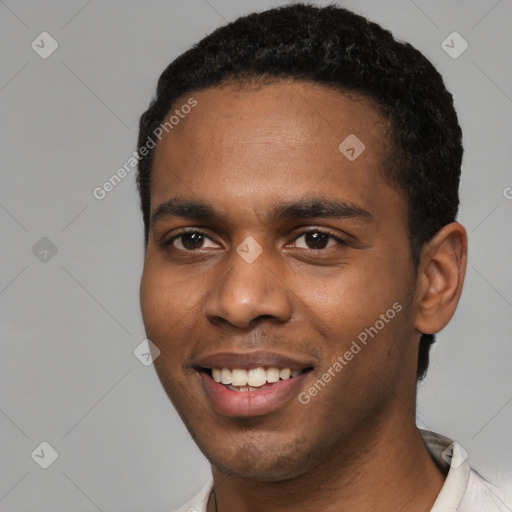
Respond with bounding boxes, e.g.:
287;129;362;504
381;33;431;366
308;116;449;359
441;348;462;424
150;196;374;227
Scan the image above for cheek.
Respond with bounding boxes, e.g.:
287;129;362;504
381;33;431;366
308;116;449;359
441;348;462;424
302;266;401;327
140;258;196;325
140;267;186;360
296;256;412;368
139;260;210;367
140;269;194;397
140;267;168;333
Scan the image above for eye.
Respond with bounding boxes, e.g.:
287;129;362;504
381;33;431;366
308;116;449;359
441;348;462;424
292;230;344;250
168;231;219;251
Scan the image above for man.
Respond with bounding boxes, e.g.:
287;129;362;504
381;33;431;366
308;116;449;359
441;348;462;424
136;4;509;511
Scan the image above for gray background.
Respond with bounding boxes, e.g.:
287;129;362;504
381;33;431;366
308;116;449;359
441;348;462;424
1;0;511;510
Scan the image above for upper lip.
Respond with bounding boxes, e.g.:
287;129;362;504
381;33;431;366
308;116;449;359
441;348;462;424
194;350;315;371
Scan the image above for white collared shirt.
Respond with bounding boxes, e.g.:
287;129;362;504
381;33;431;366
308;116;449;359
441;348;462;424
175;430;510;512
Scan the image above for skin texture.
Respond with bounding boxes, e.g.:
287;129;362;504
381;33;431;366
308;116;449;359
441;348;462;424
139;81;467;511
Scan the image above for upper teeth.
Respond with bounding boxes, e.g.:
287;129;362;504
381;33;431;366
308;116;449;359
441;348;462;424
212;367;301;387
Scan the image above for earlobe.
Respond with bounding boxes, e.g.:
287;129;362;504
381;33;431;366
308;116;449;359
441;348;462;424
414;222;468;335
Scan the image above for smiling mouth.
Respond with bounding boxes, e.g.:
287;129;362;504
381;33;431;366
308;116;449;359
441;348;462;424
199;366;313;392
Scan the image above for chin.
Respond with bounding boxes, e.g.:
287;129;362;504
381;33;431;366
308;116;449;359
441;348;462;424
191;429;319;481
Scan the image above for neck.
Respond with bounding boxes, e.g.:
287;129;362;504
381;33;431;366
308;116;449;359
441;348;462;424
208;414;446;512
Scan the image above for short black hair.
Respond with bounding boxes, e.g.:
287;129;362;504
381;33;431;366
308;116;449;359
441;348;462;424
136;3;463;381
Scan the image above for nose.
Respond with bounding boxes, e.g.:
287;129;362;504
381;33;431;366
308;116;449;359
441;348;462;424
204;244;293;330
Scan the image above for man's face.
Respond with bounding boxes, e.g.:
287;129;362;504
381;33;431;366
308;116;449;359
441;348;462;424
140;81;421;480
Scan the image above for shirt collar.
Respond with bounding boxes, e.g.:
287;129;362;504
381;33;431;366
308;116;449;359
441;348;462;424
419;429;470;511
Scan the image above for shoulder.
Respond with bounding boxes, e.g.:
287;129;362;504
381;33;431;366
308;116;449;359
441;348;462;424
458;469;511;512
419;429;511;512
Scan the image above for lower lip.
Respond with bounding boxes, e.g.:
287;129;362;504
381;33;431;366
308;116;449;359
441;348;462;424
199;372;308;417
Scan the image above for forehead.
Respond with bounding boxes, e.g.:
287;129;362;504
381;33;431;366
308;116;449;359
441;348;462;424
150;81;401;221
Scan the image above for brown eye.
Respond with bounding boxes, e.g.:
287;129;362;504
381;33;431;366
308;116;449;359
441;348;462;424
180;233;204;250
169;232;218;251
305;232;329;249
294;231;340;250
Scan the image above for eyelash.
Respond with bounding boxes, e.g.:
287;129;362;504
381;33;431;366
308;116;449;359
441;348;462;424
164;228;347;252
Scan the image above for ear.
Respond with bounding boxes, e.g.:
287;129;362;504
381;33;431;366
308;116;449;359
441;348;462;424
414;222;468;335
